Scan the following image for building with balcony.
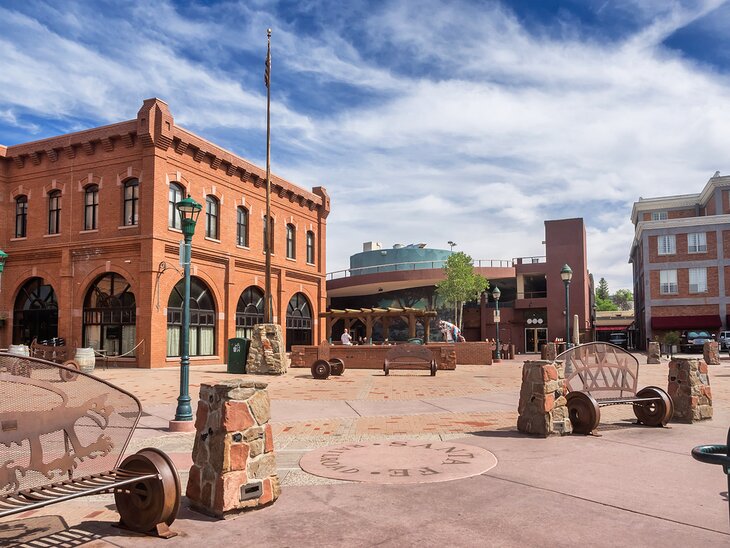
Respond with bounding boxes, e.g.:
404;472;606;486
630;173;730;348
0;98;330;367
327;218;593;354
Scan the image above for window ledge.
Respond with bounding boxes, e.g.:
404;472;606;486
44;233;61;238
79;229;98;234
306;261;315;266
205;237;221;243
169;227;182;233
286;256;297;262
10;237;27;241
118;224;138;230
236;244;250;250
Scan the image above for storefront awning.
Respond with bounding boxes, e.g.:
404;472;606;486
651;315;722;329
595;326;625;332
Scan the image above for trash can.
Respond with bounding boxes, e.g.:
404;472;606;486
227;338;250;374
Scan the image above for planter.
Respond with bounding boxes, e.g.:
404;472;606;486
75;348;96;374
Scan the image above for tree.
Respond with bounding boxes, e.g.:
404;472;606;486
595;295;618;311
436;252;489;330
596;278;610;300
611;289;633;311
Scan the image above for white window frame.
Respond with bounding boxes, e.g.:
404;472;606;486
657;235;676;255
651;211;668;221
689;267;707;293
687;232;707;254
660;270;678;295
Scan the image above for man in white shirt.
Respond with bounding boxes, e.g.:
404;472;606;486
341;328;353;345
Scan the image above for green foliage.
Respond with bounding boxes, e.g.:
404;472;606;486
596;278;610;300
662;331;681;346
595;295;618;311
611;289;633;311
436;252;489;329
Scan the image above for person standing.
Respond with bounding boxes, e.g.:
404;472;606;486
341;328;353;345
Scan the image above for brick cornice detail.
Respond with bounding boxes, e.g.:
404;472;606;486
226;164;237;176
46;148;58;162
65;145;76;159
82;141;95;155
100;137;114;152
29;152;41;166
121;133;134;148
193;149;206;163
13;156;24;168
175;140;188;155
210;156;222;170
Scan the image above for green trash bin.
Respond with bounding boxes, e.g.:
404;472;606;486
227;338;250;374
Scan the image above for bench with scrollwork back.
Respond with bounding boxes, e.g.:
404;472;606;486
557;342;674;434
384;344;437;376
0;353;181;538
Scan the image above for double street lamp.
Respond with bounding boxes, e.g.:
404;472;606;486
172;196;202;429
492;286;501;361
561;264;573;348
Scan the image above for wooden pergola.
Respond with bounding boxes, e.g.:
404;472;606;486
321;307;438;343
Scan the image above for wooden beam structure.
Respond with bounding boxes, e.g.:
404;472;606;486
320;307;438;342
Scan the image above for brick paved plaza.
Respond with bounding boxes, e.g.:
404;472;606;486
2;353;730;546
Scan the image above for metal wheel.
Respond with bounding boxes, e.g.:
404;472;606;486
430;361;437;376
59;360;80;382
633;386;673;426
311;359;331;380
330;358;345;376
567;391;601;435
115;448;181;533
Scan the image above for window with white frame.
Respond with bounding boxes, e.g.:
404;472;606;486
688;232;707;253
657;234;676;255
689;268;707;293
651;211;668;221
659;270;678;294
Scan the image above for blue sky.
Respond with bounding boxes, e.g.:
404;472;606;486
3;0;730;292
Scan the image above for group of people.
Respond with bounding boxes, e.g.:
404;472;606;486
340;329;367;345
340;321;465;345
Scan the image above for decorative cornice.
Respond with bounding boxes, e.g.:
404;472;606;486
631;175;730;224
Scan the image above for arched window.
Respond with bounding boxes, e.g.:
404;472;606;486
124;179;139;226
15;195;27;238
84;184;99;230
169;182;184;229
306;231;315;264
48;190;61;234
286;292;312;350
237;207;249;247
167;277;216;357
13;278;58;344
263;215;274;253
83;273;136;356
206;195;219;239
236;286;264;338
286;224;296;259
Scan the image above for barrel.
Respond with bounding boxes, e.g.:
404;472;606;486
75;347;97;373
7;344;30;357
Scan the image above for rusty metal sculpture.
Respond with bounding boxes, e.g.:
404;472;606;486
692;426;730;524
310;340;346;379
0;353;180;538
558;342;673;434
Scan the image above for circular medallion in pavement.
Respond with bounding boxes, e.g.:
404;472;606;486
299;440;497;484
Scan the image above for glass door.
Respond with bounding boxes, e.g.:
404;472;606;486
525;328;548;353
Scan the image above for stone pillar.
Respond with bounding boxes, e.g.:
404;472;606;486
647;341;661;364
517;360;572;436
541;342;557;361
703;341;720;365
246;323;287;375
187;380;280;518
667;358;712;423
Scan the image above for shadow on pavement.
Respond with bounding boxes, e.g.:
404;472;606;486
0;515;105;547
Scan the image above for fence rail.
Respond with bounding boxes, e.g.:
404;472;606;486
326;258;514;281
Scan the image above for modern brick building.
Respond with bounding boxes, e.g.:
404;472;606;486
0;98;329;368
630;173;730;348
327;218;593;354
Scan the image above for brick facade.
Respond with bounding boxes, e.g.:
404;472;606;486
0;99;330;367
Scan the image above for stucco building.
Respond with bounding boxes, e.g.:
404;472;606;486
327;218;593;354
0;98;329;368
630;173;730;347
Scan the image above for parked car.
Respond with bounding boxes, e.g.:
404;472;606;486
719;330;730;350
680;330;714;353
608;332;628;348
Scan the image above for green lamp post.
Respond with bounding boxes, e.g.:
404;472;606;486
173;196;202;425
561;264;573;349
492;286;501;361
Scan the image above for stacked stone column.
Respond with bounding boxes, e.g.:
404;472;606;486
517;360;571;436
187;380;280;518
703;341;720;365
667;358;712;423
647;341;661;364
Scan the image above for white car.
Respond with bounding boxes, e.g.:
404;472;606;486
719;331;730;350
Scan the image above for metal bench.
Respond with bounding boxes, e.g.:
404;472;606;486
310;340;346;380
384;344;437;376
557;342;673;434
0;353;181;538
30;338;73;364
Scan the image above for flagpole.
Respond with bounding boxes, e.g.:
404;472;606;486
264;28;273;323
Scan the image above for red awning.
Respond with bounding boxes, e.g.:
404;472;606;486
594;326;626;332
651;315;722;329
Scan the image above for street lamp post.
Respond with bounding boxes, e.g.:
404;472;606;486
172;196;202;429
561;264;573;349
447;241;457;252
492;286;501;361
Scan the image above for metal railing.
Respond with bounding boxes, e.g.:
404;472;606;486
326;258;513;281
516;291;547;299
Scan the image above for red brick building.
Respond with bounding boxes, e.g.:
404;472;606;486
630;173;730;348
0;98;329;368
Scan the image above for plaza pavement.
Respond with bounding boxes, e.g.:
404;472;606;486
2;352;730;546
